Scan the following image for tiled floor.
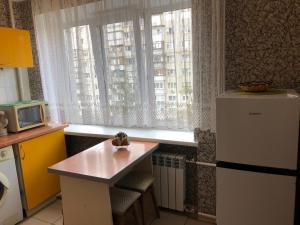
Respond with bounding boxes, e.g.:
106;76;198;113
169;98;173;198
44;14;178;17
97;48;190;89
19;200;212;225
19;200;63;225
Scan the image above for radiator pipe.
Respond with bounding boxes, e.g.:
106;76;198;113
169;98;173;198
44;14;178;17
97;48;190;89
198;212;217;224
8;0;15;27
184;208;217;224
8;0;21;100
8;0;28;101
186;160;216;167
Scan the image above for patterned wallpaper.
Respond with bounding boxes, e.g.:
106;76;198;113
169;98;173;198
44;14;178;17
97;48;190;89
0;0;9;26
196;130;216;215
13;0;44;100
225;0;300;91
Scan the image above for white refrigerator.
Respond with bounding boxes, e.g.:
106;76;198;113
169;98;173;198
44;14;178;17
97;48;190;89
216;90;300;225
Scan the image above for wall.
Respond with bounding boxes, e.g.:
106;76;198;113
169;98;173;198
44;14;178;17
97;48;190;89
0;69;19;103
225;0;300;91
197;130;216;215
0;0;9;27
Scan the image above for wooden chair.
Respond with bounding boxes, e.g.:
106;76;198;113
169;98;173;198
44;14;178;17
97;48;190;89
116;171;160;225
110;187;143;225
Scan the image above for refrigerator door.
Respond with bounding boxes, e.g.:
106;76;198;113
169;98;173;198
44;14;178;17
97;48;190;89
217;167;296;225
216;93;300;169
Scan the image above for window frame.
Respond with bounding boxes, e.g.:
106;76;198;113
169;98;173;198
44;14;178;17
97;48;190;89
62;2;192;128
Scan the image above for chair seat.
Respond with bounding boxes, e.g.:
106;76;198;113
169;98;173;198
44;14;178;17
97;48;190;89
116;171;155;192
110;188;141;216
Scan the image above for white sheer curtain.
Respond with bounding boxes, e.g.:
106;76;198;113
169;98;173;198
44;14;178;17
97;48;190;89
192;0;225;132
33;0;195;130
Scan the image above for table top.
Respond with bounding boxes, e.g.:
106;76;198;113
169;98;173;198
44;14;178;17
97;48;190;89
0;123;68;149
48;139;159;183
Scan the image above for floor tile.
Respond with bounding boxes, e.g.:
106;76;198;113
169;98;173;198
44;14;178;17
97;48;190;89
151;211;187;225
54;217;64;225
50;200;62;210
33;201;63;223
185;218;213;225
20;199;212;225
19;217;50;225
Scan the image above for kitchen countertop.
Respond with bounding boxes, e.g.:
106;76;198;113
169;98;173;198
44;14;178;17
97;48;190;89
0;123;68;149
48;139;159;183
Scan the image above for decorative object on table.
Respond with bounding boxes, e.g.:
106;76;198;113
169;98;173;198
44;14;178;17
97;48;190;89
112;132;130;149
239;80;273;92
0;111;8;136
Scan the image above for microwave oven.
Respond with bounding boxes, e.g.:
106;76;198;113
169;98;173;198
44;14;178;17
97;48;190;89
0;101;46;132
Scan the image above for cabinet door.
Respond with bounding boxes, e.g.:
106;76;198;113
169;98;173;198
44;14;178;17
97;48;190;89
19;130;66;210
0;27;33;67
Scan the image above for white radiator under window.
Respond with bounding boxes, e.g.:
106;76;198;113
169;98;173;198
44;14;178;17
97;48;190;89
152;153;186;211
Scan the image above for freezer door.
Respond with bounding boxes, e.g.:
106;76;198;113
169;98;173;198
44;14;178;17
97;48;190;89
217;167;296;225
216;97;300;169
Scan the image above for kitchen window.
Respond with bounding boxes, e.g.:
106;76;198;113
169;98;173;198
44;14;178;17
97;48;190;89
34;0;225;133
39;1;193;130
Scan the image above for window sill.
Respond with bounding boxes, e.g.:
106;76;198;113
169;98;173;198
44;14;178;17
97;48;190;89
64;124;197;147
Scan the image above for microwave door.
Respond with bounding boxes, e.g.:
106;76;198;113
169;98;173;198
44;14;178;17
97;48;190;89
17;106;42;128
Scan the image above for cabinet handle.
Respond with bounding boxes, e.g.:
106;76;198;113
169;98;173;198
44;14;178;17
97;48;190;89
20;145;25;160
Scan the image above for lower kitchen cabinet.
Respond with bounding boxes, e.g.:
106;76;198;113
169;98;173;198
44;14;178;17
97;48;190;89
15;130;66;214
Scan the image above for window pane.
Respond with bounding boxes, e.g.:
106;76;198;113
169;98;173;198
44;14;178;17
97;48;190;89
102;21;138;124
64;25;100;122
151;8;193;128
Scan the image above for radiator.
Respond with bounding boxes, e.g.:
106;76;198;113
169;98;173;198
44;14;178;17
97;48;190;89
152;153;186;211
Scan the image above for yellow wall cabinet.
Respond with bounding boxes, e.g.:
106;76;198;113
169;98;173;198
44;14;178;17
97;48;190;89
0;27;33;68
15;130;66;214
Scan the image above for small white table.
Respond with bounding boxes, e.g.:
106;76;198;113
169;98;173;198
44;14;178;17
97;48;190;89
48;139;159;225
